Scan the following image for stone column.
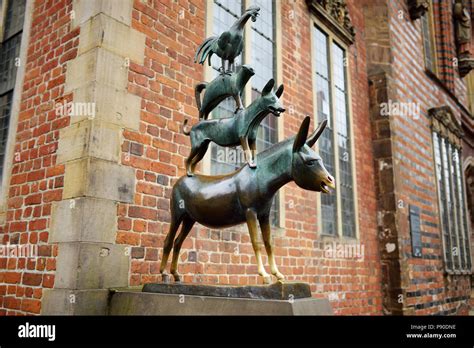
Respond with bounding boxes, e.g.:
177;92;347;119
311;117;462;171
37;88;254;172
41;0;145;314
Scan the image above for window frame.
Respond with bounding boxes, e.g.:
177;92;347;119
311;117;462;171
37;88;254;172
202;0;284;228
310;18;359;240
420;0;438;75
431;130;472;274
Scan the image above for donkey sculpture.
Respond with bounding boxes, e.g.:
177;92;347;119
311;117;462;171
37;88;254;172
160;116;335;283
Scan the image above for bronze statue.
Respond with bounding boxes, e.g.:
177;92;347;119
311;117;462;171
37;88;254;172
194;6;260;74
160;117;335;283
195;65;255;120
183;78;285;176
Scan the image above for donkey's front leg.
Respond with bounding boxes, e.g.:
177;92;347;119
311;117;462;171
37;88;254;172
245;209;271;283
240;136;256;168
259;215;285;281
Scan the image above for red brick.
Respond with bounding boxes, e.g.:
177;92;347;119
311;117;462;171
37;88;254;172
22;273;42;286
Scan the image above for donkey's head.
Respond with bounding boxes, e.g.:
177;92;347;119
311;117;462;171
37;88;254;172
252;78;286;117
291;116;335;193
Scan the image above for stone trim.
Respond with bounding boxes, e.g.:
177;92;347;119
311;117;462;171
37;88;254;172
42;0;144;314
407;0;429;20
429;106;464;148
306;0;355;45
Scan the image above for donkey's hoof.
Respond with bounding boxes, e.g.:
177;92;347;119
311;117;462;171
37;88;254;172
172;273;181;282
274;272;285;281
249;161;257;169
186;172;194;177
262;275;272;284
161;273;171;283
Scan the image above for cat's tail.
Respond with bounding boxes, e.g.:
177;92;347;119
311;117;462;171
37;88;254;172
182;119;191;136
195;82;207;119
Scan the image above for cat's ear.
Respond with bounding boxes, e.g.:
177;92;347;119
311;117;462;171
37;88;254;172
275;84;284;98
262;78;275;96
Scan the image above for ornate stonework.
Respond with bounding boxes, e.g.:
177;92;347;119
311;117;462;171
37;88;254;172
453;0;474;77
429;106;464;148
407;0;429;20
306;0;355;45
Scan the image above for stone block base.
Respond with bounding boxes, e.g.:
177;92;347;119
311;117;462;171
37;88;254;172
109;289;333;315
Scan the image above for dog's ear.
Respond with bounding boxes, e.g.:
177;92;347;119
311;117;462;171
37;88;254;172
275;84;284;98
262;78;275;96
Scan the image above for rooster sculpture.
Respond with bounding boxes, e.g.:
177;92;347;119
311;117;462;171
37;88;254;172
194;5;260;74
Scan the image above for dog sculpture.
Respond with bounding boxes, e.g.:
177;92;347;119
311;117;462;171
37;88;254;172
195;65;255;120
160;116;335;283
183;78;285;176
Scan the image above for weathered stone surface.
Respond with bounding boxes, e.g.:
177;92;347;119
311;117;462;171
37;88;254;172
142;281;312;300
57;120;121;163
65;48;129;92
71;82;141;130
41;289;110;315
50;197;117;243
109;290;333;315
78;13;145;64
72;0;133;27
55;243;129;289
63;158;135;203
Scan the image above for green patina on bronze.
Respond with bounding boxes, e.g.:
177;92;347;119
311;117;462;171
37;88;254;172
194;6;260;73
195;64;255;120
158;6;336;285
184;78;285;176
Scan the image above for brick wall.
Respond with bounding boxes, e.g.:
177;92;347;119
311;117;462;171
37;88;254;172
0;0;471;316
0;0;78;315
363;0;472;315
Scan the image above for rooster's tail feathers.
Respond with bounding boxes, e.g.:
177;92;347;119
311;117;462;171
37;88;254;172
194;36;217;64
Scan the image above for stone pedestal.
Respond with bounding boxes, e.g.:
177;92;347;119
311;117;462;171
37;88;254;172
109;282;333;315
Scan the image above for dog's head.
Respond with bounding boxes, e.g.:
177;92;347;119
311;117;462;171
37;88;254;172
253;78;286;117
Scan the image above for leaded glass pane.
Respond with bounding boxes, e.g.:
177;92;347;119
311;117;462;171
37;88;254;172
0;92;12;182
433;133;451;270
440;138;454;269
314;26;337;235
251;0;278;226
452;147;466;269
210;0;278;225
3;0;26;40
0;33;21;95
421;10;436;73
455;148;472;270
210;0;243;175
333;43;355;237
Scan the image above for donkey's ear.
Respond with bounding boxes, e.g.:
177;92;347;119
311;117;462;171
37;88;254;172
275;84;284;98
262;78;275;95
293;116;311;152
306;119;328;147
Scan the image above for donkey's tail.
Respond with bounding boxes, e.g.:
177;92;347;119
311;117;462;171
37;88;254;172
182;119;191;136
